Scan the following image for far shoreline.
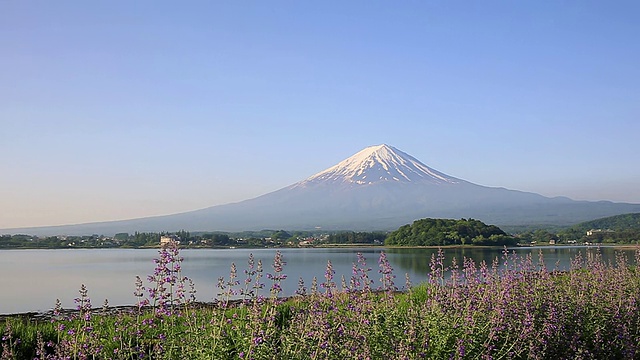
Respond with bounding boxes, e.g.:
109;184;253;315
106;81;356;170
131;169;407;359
0;243;638;251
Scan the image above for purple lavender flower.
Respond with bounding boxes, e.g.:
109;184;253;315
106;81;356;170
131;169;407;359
267;250;287;298
296;276;307;296
321;260;336;296
378;252;396;292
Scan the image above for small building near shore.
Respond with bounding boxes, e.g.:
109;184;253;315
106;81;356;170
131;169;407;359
586;229;614;236
160;235;181;246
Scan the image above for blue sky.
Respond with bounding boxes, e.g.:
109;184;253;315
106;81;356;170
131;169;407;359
1;1;639;229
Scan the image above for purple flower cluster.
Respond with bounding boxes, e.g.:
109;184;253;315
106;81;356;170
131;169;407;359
267;250;287;299
146;239;192;315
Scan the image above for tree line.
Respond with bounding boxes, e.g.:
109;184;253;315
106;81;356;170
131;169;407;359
325;231;387;244
4;213;638;249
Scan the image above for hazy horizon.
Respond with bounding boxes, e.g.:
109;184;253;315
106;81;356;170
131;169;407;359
2;2;639;229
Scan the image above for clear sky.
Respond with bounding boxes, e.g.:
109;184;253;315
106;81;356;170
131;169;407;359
1;1;639;229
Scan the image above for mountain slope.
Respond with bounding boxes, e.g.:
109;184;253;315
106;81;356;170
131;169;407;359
4;144;640;236
569;213;640;233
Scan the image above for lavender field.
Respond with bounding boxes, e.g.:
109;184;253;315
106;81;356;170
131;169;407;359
2;242;640;359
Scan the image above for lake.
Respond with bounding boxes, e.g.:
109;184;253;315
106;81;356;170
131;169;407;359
0;246;636;314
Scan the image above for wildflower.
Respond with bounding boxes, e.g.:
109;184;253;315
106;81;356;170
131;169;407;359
53;298;62;317
296;276;307;296
321;260;336;296
378;252;396;292
356;252;373;292
268;251;287;298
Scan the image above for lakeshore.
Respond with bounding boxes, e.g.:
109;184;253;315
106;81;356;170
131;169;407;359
2;245;639;359
1;245;637;315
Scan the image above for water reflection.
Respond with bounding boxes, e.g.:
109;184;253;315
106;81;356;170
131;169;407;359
386;246;637;276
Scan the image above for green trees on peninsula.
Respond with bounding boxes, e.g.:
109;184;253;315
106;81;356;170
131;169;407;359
385;218;516;246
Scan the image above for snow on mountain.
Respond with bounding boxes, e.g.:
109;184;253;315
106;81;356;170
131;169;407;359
296;144;463;187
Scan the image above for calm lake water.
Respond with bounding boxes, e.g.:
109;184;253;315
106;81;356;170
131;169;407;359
0;246;636;314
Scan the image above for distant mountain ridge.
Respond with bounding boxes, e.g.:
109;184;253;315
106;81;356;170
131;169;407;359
4;144;640;236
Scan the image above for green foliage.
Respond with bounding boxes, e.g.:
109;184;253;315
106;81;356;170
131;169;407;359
499;224;566;234
246;237;266;247
200;232;232;246
270;230;291;241
114;233;129;241
570;212;640;232
516;229;558;244
326;231;387;244
0;235;65;249
132;232;161;247
555;213;640;244
385;218;515;246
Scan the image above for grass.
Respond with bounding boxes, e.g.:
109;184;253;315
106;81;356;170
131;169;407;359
2;243;640;359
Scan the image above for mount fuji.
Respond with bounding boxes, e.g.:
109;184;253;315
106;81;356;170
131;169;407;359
296;144;463;186
6;144;640;235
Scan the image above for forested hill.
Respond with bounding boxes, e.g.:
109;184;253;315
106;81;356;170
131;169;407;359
569;213;640;233
385;218;516;246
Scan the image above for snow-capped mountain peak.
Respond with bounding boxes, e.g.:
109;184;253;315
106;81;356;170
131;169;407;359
297;144;462;186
